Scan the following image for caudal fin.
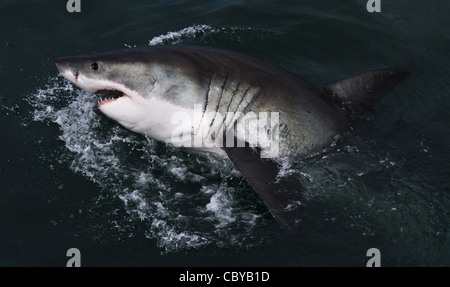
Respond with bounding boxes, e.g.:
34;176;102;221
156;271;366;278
323;68;409;117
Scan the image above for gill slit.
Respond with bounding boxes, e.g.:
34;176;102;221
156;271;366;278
197;71;216;136
207;73;230;131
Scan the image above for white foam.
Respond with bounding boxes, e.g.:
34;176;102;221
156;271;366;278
27;67;403;254
27;74;264;253
149;24;219;46
206;185;237;228
148;24;269;47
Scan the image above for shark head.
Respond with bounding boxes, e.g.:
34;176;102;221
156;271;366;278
55;47;209;143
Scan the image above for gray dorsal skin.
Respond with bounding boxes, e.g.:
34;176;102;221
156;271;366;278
54;45;409;232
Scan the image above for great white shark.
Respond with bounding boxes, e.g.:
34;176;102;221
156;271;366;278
55;45;408;231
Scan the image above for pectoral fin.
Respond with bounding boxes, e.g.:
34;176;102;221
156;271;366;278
223;145;305;230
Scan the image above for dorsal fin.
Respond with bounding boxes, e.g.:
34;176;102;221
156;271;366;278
323;68;409;116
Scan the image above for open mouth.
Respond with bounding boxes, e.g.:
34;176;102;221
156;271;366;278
94;89;127;107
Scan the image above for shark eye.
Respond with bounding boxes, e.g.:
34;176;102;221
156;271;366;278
91;63;98;70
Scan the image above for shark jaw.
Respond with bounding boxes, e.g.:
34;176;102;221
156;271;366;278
56;67;199;146
56;69;151;133
56;66;137;107
80;78;158;136
95;89;128;108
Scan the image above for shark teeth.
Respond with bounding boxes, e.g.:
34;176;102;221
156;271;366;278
94;89;125;107
97;95;127;107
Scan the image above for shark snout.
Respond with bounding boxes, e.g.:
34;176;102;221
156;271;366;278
55;58;79;83
54;58;67;72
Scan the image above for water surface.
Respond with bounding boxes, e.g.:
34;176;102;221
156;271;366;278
0;0;449;266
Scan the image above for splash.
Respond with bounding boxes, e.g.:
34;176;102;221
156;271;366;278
27;74;266;253
27;25;282;253
27;25;408;255
149;24;219;46
148;24;276;47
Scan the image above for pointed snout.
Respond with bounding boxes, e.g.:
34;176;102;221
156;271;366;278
54;58;63;72
54;57;80;84
54;57;72;74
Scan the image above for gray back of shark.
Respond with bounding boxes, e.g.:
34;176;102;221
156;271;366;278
55;45;409;232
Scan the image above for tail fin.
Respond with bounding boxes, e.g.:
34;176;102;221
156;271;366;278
323;68;409;116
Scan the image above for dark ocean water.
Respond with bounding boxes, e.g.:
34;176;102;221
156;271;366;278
0;0;449;266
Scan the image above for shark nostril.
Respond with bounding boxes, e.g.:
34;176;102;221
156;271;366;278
75;72;79;81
